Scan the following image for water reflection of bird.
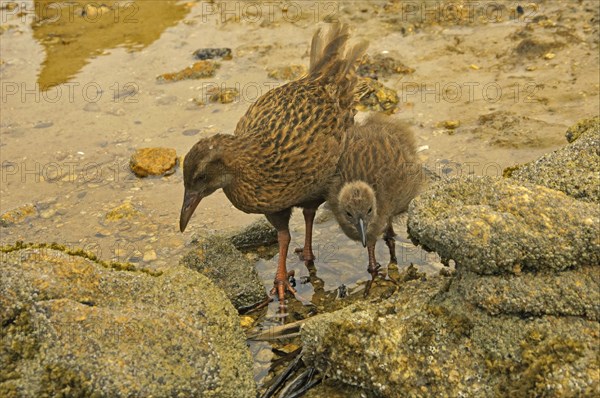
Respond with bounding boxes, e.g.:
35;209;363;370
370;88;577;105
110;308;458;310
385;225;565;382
180;23;368;305
327;113;422;295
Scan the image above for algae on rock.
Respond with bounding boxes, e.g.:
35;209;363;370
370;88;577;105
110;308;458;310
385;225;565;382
0;247;256;398
508;116;600;203
407;176;599;275
180;234;268;310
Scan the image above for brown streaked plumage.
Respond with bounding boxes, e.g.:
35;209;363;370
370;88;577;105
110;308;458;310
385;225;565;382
327;113;422;295
180;23;368;305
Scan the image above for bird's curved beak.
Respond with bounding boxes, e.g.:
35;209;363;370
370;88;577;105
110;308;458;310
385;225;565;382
179;189;202;232
357;218;367;248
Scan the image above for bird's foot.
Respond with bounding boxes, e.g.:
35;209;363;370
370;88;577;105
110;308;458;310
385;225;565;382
269;271;297;304
294;247;315;266
364;263;382;297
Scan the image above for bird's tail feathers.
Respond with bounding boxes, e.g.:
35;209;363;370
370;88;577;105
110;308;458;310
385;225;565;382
308;22;369;110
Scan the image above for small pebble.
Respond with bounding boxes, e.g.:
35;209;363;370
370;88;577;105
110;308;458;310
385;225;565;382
34;121;53;129
143;250;157;262
84;102;101;112
255;348;273;363
40;209;56;219
95;229;112;237
441;120;460;129
239;316;254;329
193;48;232;60
182;129;200;136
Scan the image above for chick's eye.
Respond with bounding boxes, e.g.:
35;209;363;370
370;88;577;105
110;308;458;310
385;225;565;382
345;211;352;217
196;174;206;181
367;208;372;214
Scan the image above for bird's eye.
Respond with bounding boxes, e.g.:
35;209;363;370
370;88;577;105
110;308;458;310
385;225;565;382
346;211;352;217
367;208;372;214
196;174;205;181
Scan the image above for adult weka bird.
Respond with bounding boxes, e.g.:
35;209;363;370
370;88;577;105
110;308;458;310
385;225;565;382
180;23;368;304
327;113;422;295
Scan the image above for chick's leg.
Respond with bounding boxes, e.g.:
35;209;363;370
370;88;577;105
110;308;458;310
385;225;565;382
384;223;397;264
364;243;381;297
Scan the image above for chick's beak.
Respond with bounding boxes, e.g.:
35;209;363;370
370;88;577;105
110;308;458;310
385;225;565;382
179;189;202;232
357;218;367;248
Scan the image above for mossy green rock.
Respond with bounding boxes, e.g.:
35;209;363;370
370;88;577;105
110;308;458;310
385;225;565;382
302;170;599;397
180;234;268;310
302;274;599;397
407;176;599;275
508;116;600;203
229;218;277;251
0;248;256;397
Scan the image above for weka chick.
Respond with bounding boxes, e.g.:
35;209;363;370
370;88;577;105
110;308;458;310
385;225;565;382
180;23;368;304
327;113;422;295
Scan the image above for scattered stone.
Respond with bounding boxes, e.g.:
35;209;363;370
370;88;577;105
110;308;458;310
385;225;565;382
565;115;599;143
129;147;178;177
1;204;37;227
207;87;239;104
193;48;232;60
439;120;460;129
155;95;178;105
34;121;53;129
143;249;157;262
508;117;599;203
255;348;273;363
357;54;414;79
0;247;256;397
105;201;142;221
277;343;300;354
354;77;399;114
239;315;254;329
39;209;56;219
471;110;561;148
229;218;277;251
304;381;367;398
235;44;272;58
407;176;599;275
182;128;200;136
83;102;100;112
191;98;206;107
266;65;307;81
156;61;219;82
180;234;268;310
95;228;112;237
35;197;57;210
106;107;125;116
543;52;556;59
514;38;556;58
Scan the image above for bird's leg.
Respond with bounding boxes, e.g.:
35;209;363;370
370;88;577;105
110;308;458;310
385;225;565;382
364;243;381;297
384;224;397;264
266;211;296;305
294;207;317;266
270;229;297;303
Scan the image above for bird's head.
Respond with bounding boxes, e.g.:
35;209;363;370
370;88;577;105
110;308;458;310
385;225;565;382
337;181;377;247
180;134;234;232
